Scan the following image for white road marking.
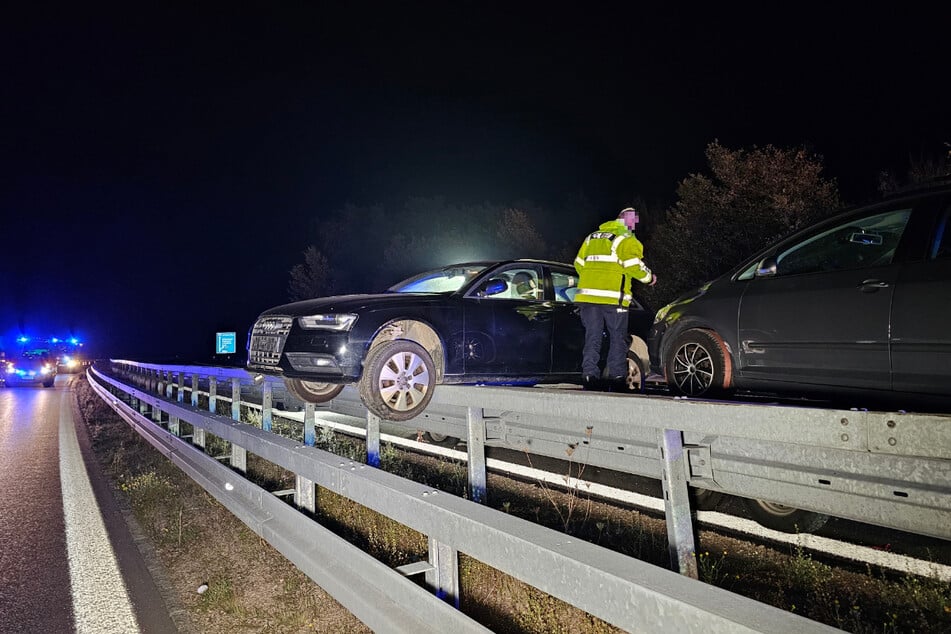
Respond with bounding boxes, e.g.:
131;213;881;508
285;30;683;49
58;394;141;633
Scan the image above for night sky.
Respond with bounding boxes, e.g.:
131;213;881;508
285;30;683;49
2;4;948;360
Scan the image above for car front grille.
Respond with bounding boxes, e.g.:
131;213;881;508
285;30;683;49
248;316;293;366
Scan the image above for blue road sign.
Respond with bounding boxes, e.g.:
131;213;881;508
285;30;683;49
216;332;237;354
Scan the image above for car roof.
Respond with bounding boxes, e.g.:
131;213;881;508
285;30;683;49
879;177;951;201
451;258;574;269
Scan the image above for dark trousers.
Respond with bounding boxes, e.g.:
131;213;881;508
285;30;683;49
579;303;630;379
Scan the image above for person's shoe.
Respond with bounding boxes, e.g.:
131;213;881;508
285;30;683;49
607;376;628;393
582;375;600;391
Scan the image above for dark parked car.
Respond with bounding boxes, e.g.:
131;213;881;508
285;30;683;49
3;351;56;388
649;182;951;410
248;259;654;420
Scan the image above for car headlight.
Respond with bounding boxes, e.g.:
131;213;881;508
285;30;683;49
298;313;358;331
5;364;14;374
653;282;713;325
41;366;51;375
653;303;674;324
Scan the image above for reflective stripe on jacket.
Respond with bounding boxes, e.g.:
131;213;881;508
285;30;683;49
573;219;652;307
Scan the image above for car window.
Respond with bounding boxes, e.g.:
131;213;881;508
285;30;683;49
505;268;543;300
551;270;579;302
775;208;912;276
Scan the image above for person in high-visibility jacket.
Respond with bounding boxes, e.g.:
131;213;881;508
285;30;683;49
574;207;657;390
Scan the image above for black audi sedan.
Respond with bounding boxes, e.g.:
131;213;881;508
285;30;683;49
649;182;951;409
248;259;654;420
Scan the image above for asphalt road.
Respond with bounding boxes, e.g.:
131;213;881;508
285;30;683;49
0;375;178;634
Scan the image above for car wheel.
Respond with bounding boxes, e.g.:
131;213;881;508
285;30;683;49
665;329;731;397
284;378;345;403
625;351;647;392
692;488;724;511
422;432;459;447
43;378;55;388
744;498;830;533
359;340;436;422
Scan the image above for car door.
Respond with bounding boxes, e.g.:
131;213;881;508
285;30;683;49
548;265;586;374
890;198;951;395
462;264;553;377
737;206;913;390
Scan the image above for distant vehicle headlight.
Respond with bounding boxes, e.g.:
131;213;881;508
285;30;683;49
67;359;78;369
298;314;358;331
5;364;14;374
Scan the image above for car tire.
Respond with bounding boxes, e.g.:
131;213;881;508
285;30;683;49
744;498;831;534
422;432;460;447
284;378;345;403
665;329;731;397
692;488;724;511
359;339;436;422
624;351;647;392
43;378;55;388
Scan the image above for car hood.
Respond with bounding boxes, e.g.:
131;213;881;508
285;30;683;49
259;293;454;317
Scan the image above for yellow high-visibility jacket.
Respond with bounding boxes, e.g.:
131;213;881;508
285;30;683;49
573;219;653;307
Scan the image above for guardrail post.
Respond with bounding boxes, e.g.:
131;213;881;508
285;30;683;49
177;372;184;403
426;537;460;608
151;399;162;424
304;403;316;446
295;475;316;514
262;381;273;432
169;414;180;436
231;378;247;473
231;377;241;421
208;377;217;415
660;429;699;579
366;412;380;467
165;373;174;398
466;407;487;504
190;374;199;407
193;426;206;448
190;376;204;447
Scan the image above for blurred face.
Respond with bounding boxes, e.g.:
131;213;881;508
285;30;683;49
620;210;639;230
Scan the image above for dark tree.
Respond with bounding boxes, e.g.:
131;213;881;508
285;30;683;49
494;207;549;260
647;141;841;306
877;142;951;196
288;197;565;297
287;246;335;301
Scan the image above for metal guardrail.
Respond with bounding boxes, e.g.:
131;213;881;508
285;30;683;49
109;359;951;542
89;362;847;633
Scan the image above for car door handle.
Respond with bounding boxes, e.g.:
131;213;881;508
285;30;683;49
858;279;889;292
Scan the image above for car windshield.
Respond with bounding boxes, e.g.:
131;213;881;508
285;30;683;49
389;265;489;294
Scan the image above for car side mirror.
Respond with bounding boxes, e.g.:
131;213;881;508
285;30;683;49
755;256;777;277
478;278;508;297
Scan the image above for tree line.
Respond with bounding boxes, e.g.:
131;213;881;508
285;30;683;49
288;141;950;309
